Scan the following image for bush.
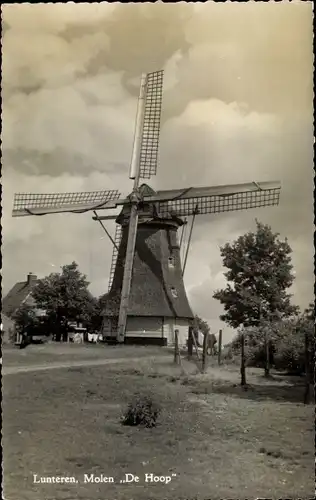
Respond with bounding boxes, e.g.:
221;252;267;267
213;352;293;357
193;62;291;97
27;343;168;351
226;316;314;375
121;393;161;428
273;318;314;375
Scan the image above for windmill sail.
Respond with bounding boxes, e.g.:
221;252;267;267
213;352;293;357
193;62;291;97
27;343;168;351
12;190;121;217
139;70;164;180
140;181;281;217
108;224;122;291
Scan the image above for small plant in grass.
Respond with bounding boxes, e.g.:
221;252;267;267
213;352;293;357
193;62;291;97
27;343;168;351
121;393;161;428
259;446;284;459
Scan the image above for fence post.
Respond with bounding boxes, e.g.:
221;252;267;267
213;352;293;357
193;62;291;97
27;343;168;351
202;332;209;373
188;326;193;359
192;329;201;362
218;329;222;365
209;339;213;356
174;329;179;364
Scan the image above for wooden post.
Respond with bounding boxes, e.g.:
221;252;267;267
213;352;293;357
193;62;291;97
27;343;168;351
174;329;179;364
240;332;246;386
202;332;209;373
191;329;201;365
304;332;311;404
188;326;193;359
218;329;222;365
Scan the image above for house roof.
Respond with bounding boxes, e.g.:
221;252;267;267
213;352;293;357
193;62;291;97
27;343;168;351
2;274;39;318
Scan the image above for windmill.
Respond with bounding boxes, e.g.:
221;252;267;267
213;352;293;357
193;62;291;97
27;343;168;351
12;70;281;346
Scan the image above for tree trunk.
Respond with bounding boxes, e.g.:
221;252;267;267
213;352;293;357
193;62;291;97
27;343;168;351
264;327;270;377
240;333;246;386
202;332;209;373
188;326;193;359
174;329;179;364
218;329;222;366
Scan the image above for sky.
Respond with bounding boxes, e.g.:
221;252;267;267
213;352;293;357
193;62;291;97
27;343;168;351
2;2;314;344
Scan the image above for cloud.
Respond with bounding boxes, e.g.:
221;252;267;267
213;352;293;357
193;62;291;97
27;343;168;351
2;2;313;342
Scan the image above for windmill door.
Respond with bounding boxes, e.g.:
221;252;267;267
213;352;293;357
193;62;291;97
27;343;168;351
163;318;189;347
126;317;163;339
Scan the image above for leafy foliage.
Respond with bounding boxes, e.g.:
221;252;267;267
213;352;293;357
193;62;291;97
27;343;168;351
32;262;100;338
272;316;314;374
13;303;50;344
227;315;314;375
121;393;161;428
303;302;315;321
193;315;208;346
86;293;108;332
98;293;108;310
192;315;217;350
80;296;101;332
13;303;40;336
213;220;298;329
193;315;210;336
33;262;90;319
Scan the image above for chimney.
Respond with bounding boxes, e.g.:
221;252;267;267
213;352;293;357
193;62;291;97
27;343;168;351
27;272;37;286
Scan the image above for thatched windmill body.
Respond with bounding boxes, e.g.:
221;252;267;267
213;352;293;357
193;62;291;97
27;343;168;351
102;183;194;345
12;70;281;346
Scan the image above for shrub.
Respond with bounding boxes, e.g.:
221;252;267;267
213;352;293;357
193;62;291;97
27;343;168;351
121;393;161;428
225;316;314;376
273;317;314;375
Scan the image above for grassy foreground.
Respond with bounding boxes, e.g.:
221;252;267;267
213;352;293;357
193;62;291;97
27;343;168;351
2;342;165;367
2;346;314;500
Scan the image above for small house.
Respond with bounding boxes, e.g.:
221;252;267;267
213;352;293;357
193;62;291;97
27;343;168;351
2;272;40;343
1;313;15;344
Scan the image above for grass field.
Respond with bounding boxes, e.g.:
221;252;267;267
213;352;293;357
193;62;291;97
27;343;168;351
2;344;315;500
2;342;166;367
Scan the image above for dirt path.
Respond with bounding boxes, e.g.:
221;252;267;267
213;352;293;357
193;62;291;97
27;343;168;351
2;354;170;376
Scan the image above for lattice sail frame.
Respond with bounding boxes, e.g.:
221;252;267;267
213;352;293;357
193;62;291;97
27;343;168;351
139;70;164;180
154;184;281;218
13;190;121;216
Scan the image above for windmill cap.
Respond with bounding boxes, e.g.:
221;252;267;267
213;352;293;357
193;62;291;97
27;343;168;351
138;184;157;197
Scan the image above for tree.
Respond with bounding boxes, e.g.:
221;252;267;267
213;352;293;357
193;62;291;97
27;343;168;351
213;220;298;329
98;293;108;311
303;302;315;321
82;295;106;333
193;315;217;353
193;315;210;338
32;262;96;341
272;317;313;374
13;303;49;347
227;314;314;376
13;303;38;337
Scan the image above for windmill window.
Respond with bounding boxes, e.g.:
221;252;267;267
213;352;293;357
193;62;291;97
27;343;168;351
168;256;175;268
171;287;178;298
